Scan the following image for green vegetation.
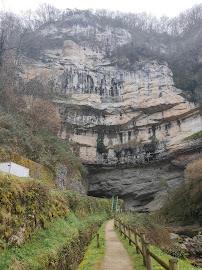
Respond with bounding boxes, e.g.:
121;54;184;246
161;184;202;223
38;133;88;180
0;110;88;181
0;148;54;184
161;158;202;223
78;221;107;270
118;212;170;247
115;221;201;270
0;172;69;244
150;245;201;270
0;172;112;269
149;135;158;144
97;133;107;154
183;130;202;141
0;214;108;270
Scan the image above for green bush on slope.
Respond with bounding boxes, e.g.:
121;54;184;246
0;172;111;246
0;111;88;181
161;158;202;223
0;173;112;269
0;172;68;245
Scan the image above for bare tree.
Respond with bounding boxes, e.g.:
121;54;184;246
27;98;61;133
0;12;31;111
35;3;63;25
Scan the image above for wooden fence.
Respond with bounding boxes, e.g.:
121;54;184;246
114;217;179;270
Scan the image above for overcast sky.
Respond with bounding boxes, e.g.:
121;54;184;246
1;0;202;17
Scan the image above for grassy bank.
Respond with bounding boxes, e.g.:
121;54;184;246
0;213;108;270
0;106;88;183
78;221;107;270
0;172;112;269
115;215;201;270
116;228;201;270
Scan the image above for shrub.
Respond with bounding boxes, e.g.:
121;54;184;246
97;133;107;154
161;158;202;223
185;157;202;185
119;212;171;247
0;109;87;182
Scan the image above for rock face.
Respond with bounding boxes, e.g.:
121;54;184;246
88;163;184;212
22;15;202;210
56;164;86;194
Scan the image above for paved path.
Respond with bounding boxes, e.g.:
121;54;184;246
101;220;133;270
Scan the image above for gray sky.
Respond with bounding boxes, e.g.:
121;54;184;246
1;0;202;17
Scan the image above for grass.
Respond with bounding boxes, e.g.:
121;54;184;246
0;171;112;245
114;226;202;270
0;213;108;270
150;246;202;270
78;221;107;270
0;172;69;244
0;172;112;269
183;130;202;141
0;110;88;182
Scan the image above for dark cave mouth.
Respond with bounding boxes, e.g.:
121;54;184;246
87;189;155;211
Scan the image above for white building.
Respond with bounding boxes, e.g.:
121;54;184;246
0;162;29;177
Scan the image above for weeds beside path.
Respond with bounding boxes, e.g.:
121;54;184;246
78;221;107;270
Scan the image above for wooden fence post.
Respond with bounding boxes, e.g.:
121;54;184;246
134;227;139;254
128;226;132;246
145;240;153;270
140;232;146;266
169;259;179;270
119;220;122;235
120;222;122;236
124;224;126;239
97;233;100;248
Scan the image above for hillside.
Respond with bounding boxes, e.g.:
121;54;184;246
0;172;111;269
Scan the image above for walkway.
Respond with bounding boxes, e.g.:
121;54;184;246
101;220;133;270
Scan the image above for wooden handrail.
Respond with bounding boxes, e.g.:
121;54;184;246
114;218;179;270
131;228;141;237
148;250;169;270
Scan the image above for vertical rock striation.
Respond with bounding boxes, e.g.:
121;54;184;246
22;16;202;210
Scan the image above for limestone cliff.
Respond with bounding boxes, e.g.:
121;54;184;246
22;15;202;211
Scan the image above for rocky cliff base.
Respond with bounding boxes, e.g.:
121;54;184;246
88;142;202;212
88;162;183;212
